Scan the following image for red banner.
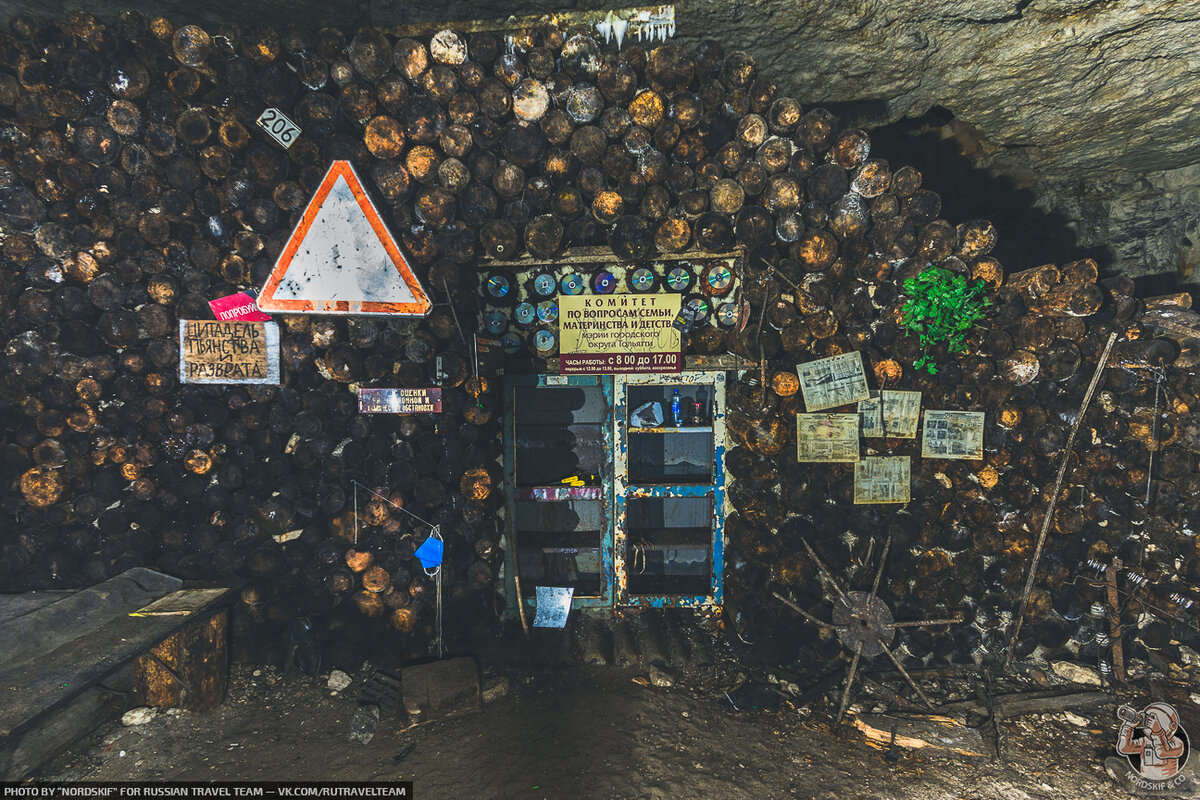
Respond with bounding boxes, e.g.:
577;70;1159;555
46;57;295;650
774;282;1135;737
559;352;681;375
208;291;272;322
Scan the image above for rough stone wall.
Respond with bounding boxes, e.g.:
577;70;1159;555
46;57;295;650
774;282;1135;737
1043;163;1200;280
696;0;1200;279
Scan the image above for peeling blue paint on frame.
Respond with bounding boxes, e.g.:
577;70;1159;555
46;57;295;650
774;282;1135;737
614;372;726;610
503;371;726;617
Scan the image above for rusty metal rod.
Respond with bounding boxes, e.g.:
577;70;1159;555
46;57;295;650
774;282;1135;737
771;590;837;631
1006;331;1118;668
891;616;963;628
441;275;470;352
1106;560;1126;684
802;539;850;604
869;534;891;602
877;638;936;711
836;640;864;723
857;674;928;714
501;488;531;639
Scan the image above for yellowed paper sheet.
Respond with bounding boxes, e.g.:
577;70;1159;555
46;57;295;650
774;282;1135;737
130;588;229;617
796;351;870;412
858;391;883;438
922;410;986;460
882;390;921;438
797;413;860;463
854;457;911;505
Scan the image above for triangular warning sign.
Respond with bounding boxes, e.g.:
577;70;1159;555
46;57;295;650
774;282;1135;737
258;161;432;316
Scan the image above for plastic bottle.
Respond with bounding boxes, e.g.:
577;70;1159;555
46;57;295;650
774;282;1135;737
671;388;683;427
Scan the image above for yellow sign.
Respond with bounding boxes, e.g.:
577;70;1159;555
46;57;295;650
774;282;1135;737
922;410;986;459
797;413;860;463
559;294;682;374
854;457;911;505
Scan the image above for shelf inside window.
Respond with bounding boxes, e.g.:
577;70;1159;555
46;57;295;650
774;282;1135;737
518;486;604;501
627;385;715;427
517;529;604;597
625;575;711;596
624;527;711;550
624;497;712;596
627;426;713;434
518;530;604;552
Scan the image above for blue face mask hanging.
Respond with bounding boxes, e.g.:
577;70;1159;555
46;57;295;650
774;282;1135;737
414;527;446;660
414;532;444;570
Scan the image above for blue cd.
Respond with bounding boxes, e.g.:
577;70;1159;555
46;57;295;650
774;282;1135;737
500;331;522;354
703;263;733;295
716;302;740;328
483;311;508;335
684;295;711;325
486;273;512;299
665;266;693;293
536;299;559;323
532;272;557;297
514;302;537;326
592;270;617;293
534;329;556;353
560;274;584;295
629;267;657;292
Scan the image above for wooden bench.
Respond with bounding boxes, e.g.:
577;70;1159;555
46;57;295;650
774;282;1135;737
0;569;232;780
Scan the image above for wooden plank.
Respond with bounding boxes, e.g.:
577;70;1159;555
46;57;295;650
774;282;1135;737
0;683;126;781
935;689;1112;717
683;354;757;372
538;353;758;374
0;569;182;672
854;713;990;760
385;5;675;39
0;592;73;621
402;657;480;720
0;588;233;740
1107;564;1126;684
129;588;230;617
135;610;228;711
477;246;737;270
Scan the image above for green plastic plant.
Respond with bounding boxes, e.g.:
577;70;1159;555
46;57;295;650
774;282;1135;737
900;266;991;375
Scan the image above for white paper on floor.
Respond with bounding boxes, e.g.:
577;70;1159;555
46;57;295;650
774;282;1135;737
533;586;575;628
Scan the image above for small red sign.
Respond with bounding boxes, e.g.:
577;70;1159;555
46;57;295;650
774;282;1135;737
209;291;272;322
559;352;681;375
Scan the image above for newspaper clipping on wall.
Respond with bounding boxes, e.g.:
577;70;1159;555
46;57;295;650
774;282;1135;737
796;351;871;412
854;456;911;504
881;390;922;438
797;413;861;463
922;410;986;459
858;391;883;438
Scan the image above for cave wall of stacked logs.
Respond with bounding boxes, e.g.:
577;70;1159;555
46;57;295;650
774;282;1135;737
2;12;1199;669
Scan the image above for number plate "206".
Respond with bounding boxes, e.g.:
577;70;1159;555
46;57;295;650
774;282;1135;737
255;108;301;149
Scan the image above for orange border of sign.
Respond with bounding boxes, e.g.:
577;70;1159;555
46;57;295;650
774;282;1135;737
257;160;432;316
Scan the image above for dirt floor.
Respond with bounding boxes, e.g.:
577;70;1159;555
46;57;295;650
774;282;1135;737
36;652;1200;800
